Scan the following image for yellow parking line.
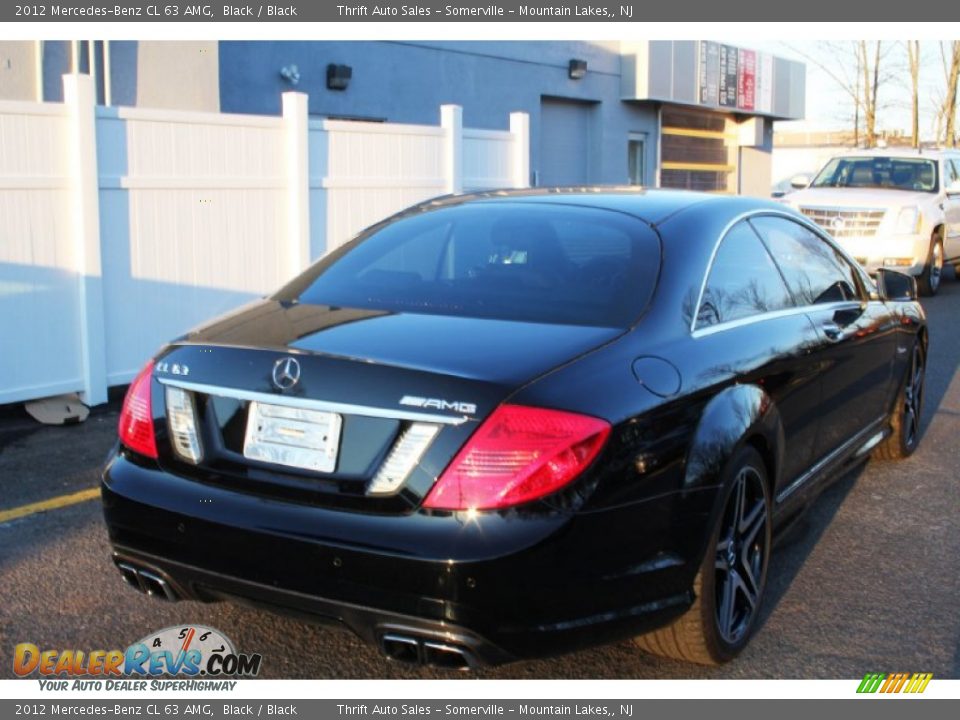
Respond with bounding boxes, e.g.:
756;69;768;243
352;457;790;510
0;487;101;524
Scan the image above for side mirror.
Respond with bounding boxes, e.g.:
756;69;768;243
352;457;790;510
876;268;917;302
946;179;960;195
790;174;811;190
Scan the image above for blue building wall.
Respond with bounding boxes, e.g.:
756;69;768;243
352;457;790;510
105;41;139;107
41;42;72;102
218;41;659;186
40;41;137;105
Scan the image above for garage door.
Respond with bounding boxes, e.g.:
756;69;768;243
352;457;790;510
539;98;592;187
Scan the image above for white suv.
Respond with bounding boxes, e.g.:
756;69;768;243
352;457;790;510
782;149;960;295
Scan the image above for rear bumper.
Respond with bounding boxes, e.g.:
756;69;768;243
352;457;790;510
101;451;707;666
109;546;512;668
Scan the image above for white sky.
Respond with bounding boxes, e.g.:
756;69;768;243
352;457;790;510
749;40;953;138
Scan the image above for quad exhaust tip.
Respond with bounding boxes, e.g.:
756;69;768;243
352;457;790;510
114;559;178;601
381;633;474;670
115;558;473;666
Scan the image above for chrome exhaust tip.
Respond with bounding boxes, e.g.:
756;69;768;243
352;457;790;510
138;569;178;601
113;556;178;601
381;634;420;664
423;641;471;670
380;633;473;670
115;562;143;592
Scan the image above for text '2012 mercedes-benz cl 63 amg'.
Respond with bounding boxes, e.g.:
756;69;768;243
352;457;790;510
102;188;926;668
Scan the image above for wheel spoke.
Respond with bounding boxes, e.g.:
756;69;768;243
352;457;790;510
715;537;732;571
739;499;765;544
717;571;737;638
734;569;759;611
904;405;917;442
740;542;763;594
732;472;746;531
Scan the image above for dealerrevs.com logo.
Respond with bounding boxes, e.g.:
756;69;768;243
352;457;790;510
14;625;262;690
856;672;933;694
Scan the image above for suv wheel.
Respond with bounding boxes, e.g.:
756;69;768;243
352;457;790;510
918;230;943;296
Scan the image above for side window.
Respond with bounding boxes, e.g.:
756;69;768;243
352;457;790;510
948;159;960;186
751;216;862;306
695;221;794;329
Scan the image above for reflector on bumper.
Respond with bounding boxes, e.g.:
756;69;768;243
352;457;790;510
367;422;440;495
165;386;203;463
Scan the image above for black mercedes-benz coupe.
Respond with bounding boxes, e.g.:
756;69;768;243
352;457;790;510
102;188;926;668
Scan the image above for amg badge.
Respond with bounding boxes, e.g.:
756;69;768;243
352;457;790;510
400;395;477;415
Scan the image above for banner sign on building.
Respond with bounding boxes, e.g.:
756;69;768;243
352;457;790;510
737;48;756;111
718;44;739;108
698;41;720;106
756;52;774;114
697;41;775;114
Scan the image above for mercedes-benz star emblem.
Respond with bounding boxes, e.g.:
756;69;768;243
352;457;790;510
831;216;846;232
272;357;301;391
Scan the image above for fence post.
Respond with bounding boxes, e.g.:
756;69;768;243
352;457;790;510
283;91;311;277
509;112;531;189
440;104;463;194
64;74;108;406
308;120;329;260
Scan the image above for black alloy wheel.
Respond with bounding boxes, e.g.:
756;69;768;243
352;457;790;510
713;464;769;646
634;445;772;664
875;338;925;460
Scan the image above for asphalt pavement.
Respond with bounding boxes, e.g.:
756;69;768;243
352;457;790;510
1;278;959;680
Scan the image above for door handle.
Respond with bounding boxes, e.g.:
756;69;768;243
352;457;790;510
822;322;844;341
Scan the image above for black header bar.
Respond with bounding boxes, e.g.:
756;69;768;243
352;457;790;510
3;0;955;22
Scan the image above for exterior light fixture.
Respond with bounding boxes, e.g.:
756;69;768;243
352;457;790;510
568;59;587;80
279;64;300;85
327;64;352;91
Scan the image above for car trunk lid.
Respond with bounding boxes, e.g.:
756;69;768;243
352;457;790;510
149;300;621;512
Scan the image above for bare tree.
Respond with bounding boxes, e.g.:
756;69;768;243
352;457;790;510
941;41;960;147
906;41;920;148
787;41;894;147
858;41;884;146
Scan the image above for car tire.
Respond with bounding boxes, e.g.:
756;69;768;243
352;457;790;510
634;445;772;665
917;231;943;296
874;338;925;460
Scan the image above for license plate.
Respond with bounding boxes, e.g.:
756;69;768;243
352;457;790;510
243;401;342;473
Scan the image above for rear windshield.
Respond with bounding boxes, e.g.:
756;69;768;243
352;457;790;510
812;156;939;193
280;202;661;328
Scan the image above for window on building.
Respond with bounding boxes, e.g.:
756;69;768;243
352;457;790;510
659;108;736;193
628;134;646;185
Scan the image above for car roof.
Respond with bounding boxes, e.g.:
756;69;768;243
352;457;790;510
405;186;784;226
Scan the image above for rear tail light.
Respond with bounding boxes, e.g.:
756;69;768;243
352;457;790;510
165;386;203;463
118;360;158;459
423;404;610;511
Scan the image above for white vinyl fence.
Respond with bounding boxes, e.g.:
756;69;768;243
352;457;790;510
0;74;530;406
